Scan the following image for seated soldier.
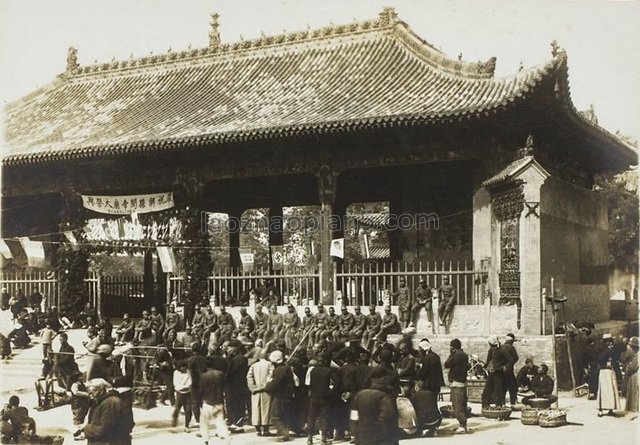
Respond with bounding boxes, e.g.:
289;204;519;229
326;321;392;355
216;306;236;344
115;313;135;345
522;364;557;406
134;311;153;343
79;303;97;328
253;304;268;342
163;305;181;343
1;396;36;442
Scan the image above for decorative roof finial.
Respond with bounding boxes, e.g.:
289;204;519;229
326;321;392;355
515;135;535;160
66;46;79;74
550;40;559;57
458;53;463;61
518;61;524;72
378;7;398;26
209;13;221;48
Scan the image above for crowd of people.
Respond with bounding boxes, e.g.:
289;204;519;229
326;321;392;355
0;281;638;445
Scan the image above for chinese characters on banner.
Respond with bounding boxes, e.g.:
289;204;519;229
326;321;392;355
81;192;174;215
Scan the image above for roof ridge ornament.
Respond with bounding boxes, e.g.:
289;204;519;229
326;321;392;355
476;56;497;76
66;46;79;74
209;13;221;48
377;7;399;26
515;135;535;160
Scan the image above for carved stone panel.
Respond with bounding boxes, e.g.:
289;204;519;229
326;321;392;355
492;185;524;299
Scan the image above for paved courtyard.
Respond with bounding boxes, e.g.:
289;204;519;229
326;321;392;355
0;315;637;445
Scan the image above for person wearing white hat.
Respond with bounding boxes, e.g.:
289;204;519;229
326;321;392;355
264;349;295;442
414;338;445;437
481;336;510;409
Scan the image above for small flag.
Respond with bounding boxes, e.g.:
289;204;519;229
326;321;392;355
270;245;284;271
64;231;78;245
117;219;126;239
63;231;79;251
0;239;13;259
19;237;46;268
102;222;113;241
330;238;344;259
156;246;177;273
239;248;254;273
307;241;318;267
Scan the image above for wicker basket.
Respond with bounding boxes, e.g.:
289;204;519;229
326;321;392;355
539;410;567;428
481;406;512;420
520;408;541;425
528;398;552;409
52;436;65;445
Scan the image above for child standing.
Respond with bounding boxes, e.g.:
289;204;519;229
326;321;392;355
172;360;193;432
39;323;54;359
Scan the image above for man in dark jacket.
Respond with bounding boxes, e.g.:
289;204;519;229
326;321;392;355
198;367;230;445
353;366;399;445
522;364;557;405
265;350;295;442
481;336;510;408
413;339;444;437
444;338;470;434
53;332;78;390
307;354;340;445
81;378;134;445
226;340;249;432
501;333;519;406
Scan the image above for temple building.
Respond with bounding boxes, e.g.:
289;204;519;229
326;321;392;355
2;8;636;338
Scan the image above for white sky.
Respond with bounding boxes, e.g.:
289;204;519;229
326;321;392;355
1;0;639;148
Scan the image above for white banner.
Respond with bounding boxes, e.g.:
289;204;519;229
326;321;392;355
82;192;174;215
0;239;13;259
19;237;46;268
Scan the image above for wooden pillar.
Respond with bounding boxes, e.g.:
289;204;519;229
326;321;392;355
317;165;338;305
228;208;242;270
143;248;155;302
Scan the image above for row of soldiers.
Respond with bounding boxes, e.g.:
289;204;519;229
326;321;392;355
110;286;457;356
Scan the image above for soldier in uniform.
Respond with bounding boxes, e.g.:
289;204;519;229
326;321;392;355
283;304;301;351
363;305;382;350
163;305;181;343
134;310;152;343
394;277;412;329
216;306;236;344
150;306;165;343
237;307;255;336
254;304;268;342
438;277;456;328
380;306;400;337
264;304;283;344
310;303;329;346
350;306;367;341
337;305;355;341
115;313;135;345
301;306;315;347
411;277;433;329
191;304;206;340
327;306;340;341
202;306;218;347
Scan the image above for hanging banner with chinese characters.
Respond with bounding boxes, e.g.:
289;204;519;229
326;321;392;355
81;192;174;215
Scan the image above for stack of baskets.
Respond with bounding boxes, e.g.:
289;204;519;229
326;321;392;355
520;407;541;425
538;410;567;428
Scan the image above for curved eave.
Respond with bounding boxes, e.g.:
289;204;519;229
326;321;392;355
1;90;537;167
551;52;638;168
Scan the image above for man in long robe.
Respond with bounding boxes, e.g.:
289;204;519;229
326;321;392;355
246;350;274;436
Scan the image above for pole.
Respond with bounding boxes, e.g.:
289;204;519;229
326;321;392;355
287;321;315;363
550;277;558;407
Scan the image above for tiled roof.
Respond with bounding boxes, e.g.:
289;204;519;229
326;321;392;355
2;8;634;166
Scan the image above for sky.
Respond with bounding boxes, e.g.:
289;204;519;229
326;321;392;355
0;0;639;150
